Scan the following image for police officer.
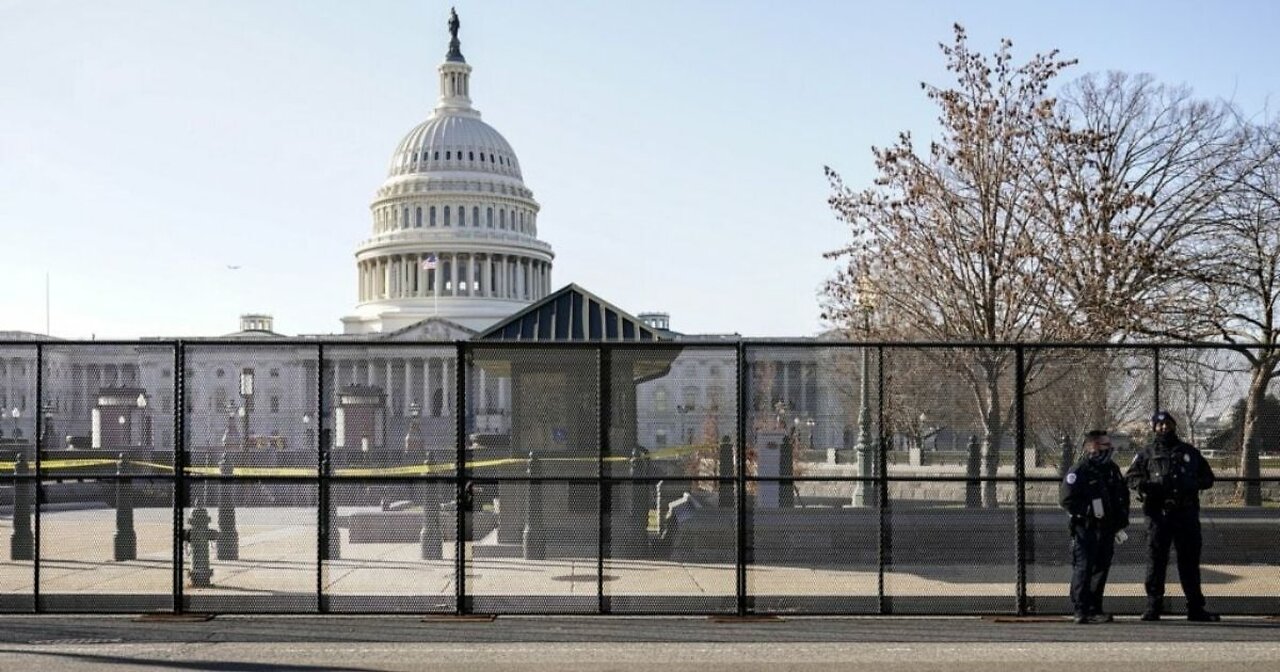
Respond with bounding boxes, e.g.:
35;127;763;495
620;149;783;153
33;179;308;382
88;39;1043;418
1125;410;1220;622
1061;430;1129;624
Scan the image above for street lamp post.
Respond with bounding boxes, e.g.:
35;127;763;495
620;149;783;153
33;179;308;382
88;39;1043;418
10;408;22;440
852;273;877;508
135;393;149;448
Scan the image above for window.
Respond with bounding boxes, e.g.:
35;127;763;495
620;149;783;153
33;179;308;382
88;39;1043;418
430;206;437;227
444;206;451;227
499;209;506;229
653;387;669;413
416;207;422;228
270;396;280;414
434;151;439;160
458;207;465;227
479;153;485;162
655;430;668;448
446;151;451;160
269;368;280;378
487;207;493;228
469;151;474;161
473;206;480;227
161;369;171;379
216;368;225;379
402;207;409;229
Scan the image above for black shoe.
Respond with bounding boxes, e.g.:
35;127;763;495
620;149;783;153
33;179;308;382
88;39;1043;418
1073;613;1089;625
1087;612;1114;624
1140;609;1161;621
1187;610;1220;622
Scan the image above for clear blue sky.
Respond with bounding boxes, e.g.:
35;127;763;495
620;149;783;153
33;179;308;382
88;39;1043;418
2;0;1279;338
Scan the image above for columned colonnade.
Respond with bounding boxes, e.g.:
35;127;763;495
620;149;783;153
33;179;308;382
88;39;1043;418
358;253;551;302
329;356;508;418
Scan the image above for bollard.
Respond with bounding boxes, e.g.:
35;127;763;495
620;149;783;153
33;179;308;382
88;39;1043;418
323;453;340;562
779;432;794;509
216;452;239;561
419;464;442;560
113;453;137;561
185;500;216;588
965;435;981;509
717;435;734;509
522;451;545;560
10;454;33;561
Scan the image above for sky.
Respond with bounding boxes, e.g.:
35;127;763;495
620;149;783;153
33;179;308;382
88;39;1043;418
2;0;1280;339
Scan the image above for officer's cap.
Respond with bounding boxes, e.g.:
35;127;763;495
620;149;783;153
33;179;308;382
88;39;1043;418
1151;410;1177;427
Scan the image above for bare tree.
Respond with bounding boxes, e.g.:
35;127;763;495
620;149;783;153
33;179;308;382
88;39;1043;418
1193;122;1280;505
1033;73;1243;338
824;26;1084;507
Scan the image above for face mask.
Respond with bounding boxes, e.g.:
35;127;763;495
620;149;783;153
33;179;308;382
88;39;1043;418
1088;447;1112;463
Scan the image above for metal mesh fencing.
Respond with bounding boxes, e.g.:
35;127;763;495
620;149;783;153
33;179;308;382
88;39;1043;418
0;340;1275;615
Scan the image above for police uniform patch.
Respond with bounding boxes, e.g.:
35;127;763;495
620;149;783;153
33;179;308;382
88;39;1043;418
1065;472;1077;484
1184;454;1191;462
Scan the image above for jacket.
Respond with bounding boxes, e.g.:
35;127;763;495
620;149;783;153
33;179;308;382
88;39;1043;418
1124;434;1214;516
1060;455;1130;533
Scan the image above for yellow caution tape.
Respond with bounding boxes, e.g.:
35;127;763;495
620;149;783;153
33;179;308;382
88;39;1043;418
1;442;722;477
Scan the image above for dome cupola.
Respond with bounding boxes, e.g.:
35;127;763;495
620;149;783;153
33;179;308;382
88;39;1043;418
343;9;554;335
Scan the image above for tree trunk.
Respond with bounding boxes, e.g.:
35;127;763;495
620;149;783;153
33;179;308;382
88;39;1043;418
1236;366;1271;507
980;371;1004;509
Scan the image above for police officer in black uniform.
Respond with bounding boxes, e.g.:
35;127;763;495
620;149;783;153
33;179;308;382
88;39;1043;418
1061;430;1129;624
1125;410;1220;622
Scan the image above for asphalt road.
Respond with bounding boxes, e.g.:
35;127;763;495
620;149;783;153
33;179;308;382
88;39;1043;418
0;616;1277;671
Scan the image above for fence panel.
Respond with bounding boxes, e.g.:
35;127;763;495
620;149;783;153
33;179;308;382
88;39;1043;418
0;339;1273;615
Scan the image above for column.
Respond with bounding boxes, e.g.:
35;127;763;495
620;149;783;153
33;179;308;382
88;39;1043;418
483;254;492;298
497;255;506;298
440;358;451;416
425;358;436;416
469;254;477;297
382;259;390;299
450;254;459;297
403;359;413;414
433;256;442;298
417;253;427;297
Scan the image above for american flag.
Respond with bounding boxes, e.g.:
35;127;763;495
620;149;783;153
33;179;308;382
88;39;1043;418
421;254;438;270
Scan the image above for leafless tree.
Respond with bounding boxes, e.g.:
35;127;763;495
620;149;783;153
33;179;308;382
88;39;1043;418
1033;73;1244;338
1192;122;1280;504
824;26;1085;507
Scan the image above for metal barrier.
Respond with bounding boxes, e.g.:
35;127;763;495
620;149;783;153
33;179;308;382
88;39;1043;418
0;340;1275;615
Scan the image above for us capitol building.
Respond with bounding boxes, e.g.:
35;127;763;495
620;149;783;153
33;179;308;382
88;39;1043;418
0;12;834;461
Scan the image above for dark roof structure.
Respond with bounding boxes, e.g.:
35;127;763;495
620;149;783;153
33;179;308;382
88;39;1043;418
477;284;669;341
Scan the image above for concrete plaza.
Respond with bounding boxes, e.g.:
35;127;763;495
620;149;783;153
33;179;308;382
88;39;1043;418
0;506;1275;614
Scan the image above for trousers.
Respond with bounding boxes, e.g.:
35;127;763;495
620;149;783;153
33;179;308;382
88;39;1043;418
1070;523;1115;615
1144;507;1205;610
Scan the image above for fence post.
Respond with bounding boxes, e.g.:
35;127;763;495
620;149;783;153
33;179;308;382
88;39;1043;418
216;452;239;561
522;451;545;560
10;454;33;561
1014;345;1028;616
113;453;137;561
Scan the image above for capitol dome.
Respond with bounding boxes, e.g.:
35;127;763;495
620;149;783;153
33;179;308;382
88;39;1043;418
343;10;554;335
388;115;523;181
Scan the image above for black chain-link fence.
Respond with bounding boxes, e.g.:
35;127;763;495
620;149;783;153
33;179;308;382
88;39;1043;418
0;340;1276;615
